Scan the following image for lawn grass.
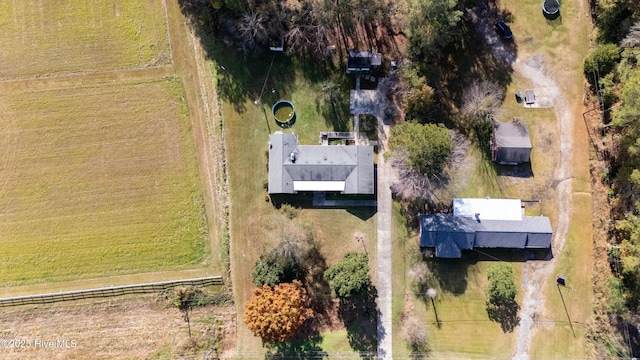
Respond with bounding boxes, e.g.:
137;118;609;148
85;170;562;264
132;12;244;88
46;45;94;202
530;193;592;359
0;78;208;286
319;330;358;354
424;256;522;357
218;48;377;354
0;0;170;79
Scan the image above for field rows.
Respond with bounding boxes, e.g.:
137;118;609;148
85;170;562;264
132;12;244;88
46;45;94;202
0;79;207;286
0;0;170;79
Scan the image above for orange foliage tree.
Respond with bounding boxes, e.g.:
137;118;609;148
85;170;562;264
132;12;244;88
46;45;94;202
243;280;314;343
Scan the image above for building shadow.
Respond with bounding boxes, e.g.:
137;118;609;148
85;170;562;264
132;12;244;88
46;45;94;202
495;162;534;178
425;256;473;295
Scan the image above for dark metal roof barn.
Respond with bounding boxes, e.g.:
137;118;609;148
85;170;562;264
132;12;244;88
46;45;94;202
419;198;553;258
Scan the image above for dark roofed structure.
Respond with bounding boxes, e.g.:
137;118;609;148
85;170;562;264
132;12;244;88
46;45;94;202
268;132;374;194
347;50;382;74
419;198;553;258
491;120;532;164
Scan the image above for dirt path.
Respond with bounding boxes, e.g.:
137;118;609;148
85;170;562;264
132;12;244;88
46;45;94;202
511;58;573;360
471;9;574;360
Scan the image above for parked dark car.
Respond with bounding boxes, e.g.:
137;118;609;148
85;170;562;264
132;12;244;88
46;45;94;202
495;20;513;39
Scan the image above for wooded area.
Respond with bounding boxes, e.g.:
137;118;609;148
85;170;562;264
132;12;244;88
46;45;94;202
587;0;640;355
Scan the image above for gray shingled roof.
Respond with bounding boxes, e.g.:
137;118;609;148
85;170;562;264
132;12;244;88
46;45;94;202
419;214;553;258
493;120;532;164
268;132;374;194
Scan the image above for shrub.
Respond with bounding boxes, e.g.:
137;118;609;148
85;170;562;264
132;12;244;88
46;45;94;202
584;44;621;81
324;252;371;298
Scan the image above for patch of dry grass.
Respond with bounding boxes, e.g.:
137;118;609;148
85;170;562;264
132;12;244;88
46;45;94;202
0;297;235;359
0;0;170;79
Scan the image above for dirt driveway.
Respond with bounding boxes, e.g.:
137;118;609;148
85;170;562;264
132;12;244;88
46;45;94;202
470;6;576;360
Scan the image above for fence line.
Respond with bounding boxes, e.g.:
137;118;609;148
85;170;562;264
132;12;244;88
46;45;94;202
0;276;223;307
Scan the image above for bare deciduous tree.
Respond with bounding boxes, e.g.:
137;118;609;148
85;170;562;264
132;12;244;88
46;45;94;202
389;131;467;207
621;21;640;48
237;11;269;53
390;147;445;206
401;315;429;352
407;262;431;286
461;80;504;126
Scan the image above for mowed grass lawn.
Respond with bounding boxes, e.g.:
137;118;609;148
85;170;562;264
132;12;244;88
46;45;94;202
0;0;169;79
219;53;376;353
0;78;207;286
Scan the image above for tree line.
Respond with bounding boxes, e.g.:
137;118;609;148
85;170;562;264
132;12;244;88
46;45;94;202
586;0;640;356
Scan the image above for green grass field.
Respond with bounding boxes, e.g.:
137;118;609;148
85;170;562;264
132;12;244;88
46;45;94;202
0;0;169;79
0;78;207;286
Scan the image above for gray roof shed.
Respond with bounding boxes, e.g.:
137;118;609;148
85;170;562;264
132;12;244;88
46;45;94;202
268;132;374;194
492;120;532;164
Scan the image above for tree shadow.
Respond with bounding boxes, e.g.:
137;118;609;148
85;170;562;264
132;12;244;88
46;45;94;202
435;3;517;117
302;245;335;332
320;79;353;132
486;299;520;332
265;336;328;360
176;1;305;114
338;285;379;359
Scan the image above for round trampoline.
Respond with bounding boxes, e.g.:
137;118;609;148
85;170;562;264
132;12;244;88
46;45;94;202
542;0;560;16
272;100;296;128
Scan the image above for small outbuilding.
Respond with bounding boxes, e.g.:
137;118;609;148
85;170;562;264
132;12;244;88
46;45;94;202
491;119;532;165
347;50;382;74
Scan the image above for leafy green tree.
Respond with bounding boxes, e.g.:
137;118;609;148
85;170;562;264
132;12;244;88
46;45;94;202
407;0;463;59
389;122;453;176
252;253;288;287
485;264;517;305
403;84;435;118
252;244;303;287
592;0;640;43
324;252;371;298
484;264;519;332
612;68;640;129
615;209;640;307
584;43;621;81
